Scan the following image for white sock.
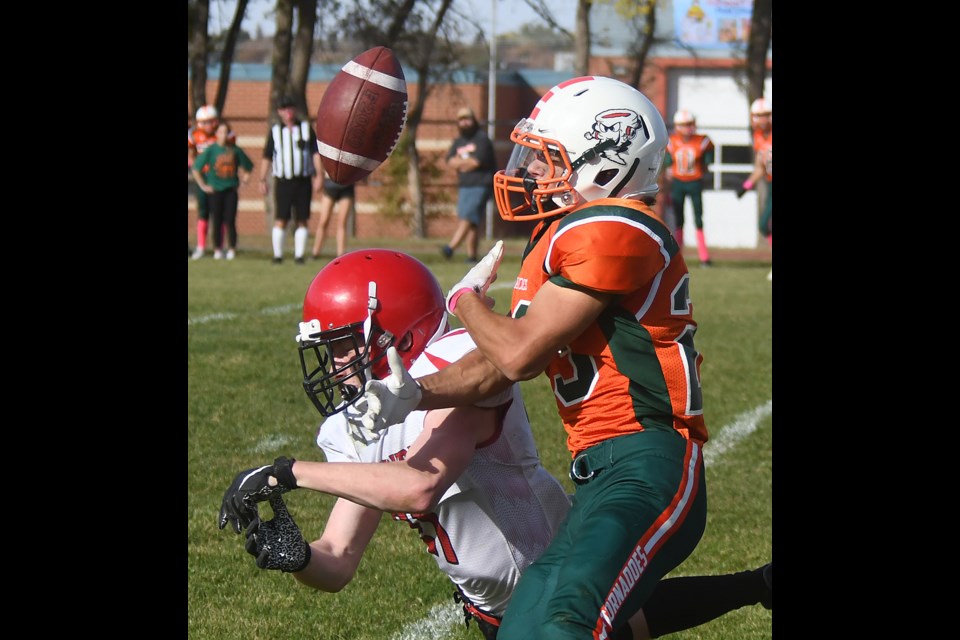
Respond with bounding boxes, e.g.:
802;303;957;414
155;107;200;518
294;226;308;258
272;226;285;258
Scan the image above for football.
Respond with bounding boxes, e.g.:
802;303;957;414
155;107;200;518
316;46;408;185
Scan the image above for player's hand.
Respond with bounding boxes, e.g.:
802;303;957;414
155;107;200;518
736;179;754;199
244;495;312;573
445;240;504;315
218;456;299;533
351;346;421;434
342;397;383;445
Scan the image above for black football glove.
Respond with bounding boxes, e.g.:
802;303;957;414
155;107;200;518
218;456;299;534
244;494;312;573
735;187;747;199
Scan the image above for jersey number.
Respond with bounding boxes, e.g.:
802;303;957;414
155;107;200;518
397;511;460;565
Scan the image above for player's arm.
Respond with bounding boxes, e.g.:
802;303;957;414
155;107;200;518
703;140;715;169
454;280;610;382
191;151;212;192
292;499;382;592
737;151;766;197
258;157;272;194
291;404;497;513
416;348;513;410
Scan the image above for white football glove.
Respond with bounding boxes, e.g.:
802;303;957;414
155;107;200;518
445;240;504;315
343;398;382;445
347;346;422;434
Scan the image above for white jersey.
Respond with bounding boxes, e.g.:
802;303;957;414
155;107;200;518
316;328;571;616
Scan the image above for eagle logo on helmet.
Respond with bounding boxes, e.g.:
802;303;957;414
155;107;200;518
583;109;646;165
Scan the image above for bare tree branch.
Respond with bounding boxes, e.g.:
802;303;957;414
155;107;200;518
188;0;211;117
213;0;250;115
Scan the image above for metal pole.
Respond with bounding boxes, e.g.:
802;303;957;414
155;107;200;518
486;0;497;241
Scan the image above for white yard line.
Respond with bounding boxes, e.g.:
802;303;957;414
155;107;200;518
702;400;773;466
389;603;464;640
188;303;300;326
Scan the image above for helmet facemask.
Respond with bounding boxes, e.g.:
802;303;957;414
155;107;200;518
494;120;580;221
297;317;401;418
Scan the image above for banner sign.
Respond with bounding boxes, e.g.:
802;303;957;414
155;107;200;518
673;0;754;49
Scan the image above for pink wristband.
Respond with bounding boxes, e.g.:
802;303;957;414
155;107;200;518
743;179;754;190
447;287;475;313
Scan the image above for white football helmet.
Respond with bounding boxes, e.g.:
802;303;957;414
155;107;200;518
673;109;696;126
195;104;219;122
750;98;771;116
493;76;668;222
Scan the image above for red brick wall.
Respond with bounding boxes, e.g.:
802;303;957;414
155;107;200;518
188;79;531;242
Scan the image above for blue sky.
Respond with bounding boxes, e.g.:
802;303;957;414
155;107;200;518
207;0;578;38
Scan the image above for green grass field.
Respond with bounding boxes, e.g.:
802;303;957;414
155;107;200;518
187;239;772;639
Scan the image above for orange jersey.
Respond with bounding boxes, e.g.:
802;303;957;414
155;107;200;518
188;127;217;155
511;199;709;457
188;126;236;172
666;133;714;182
188;128;216;173
752;128;772;182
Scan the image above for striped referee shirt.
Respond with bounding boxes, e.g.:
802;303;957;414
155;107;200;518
264;120;318;180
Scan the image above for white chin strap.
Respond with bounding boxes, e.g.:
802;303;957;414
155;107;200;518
363;281;377;345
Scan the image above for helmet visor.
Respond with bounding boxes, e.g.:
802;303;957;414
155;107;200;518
493;119;576;222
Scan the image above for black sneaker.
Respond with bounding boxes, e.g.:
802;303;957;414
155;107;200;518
295;256;305;264
701;260;713;267
760;563;772;610
272;257;283;264
440;245;453;259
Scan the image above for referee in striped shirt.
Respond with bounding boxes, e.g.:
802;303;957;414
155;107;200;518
258;95;322;264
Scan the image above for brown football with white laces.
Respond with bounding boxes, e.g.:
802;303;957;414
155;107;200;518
316;46;408;185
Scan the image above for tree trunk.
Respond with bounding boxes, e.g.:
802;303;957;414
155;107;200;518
269;0;295;120
746;0;772;111
403;0;454;238
574;0;591;76
214;0;250;115
407;135;424;238
626;2;657;89
188;0;210;117
384;0;418;45
290;0;318;114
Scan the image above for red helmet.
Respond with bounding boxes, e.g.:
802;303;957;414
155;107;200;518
297;249;448;417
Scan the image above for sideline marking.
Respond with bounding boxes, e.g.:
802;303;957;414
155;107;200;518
252;434;297;454
188;289;513;326
389;603;463;640
703;399;772;466
188;303;300;326
188;311;238;326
